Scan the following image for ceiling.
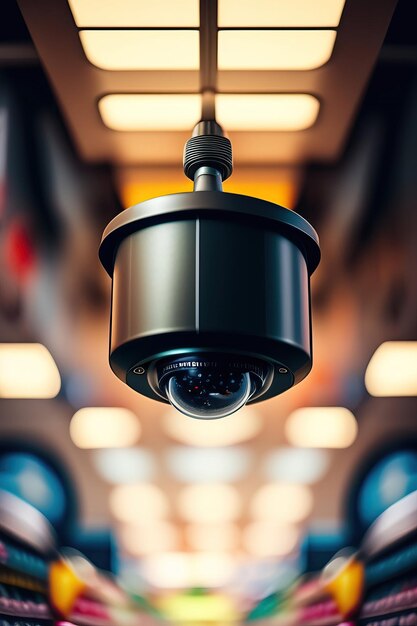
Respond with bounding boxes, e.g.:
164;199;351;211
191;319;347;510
17;0;396;166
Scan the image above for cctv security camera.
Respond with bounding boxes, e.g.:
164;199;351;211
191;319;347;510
99;121;320;419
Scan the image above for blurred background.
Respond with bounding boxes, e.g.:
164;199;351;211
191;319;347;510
0;0;417;620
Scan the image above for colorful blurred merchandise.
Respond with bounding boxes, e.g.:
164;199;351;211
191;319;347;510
0;489;164;626
247;490;417;626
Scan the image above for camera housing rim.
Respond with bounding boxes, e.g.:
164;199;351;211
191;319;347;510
99;190;320;406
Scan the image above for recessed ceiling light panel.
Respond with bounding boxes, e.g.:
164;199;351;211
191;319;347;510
0;343;61;399
218;30;337;71
79;30;199;71
218;0;346;27
285;407;358;448
70;407;141;448
215;94;320;131
251;483;313;523
98;94;202;131
365;341;417;397
68;0;199;27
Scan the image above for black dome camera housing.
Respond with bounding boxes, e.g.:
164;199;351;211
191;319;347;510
99;122;320;419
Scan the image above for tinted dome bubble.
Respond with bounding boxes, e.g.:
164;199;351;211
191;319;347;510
166;368;254;419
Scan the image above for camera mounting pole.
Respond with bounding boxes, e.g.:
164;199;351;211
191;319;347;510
183;120;233;192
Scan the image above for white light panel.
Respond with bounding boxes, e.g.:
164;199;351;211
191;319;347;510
0;343;61;399
215;94;320;131
68;0;199;27
251;483;313;523
109;483;169;523
218;0;346;27
285;407;358;448
70;407;141;449
178;484;241;523
98;94;202;131
92;447;154;483
166;446;250;483
218;30;337;71
79;30;199;71
264;448;330;484
365;342;417;397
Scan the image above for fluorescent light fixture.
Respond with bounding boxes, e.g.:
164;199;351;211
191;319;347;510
251;483;313;523
264;448;330;484
0;343;61;399
109;483;169;523
285;407;358;448
119;521;178;555
98;94;202;131
79;30;199;71
215;94;319;131
92;447;154;483
178;484;241;523
166;446;250;483
218;0;346;27
142;552;237;588
163;406;262;447
243;522;299;558
186;523;239;551
68;0;199;27
218;30;336;71
365;341;417;397
70;407;141;449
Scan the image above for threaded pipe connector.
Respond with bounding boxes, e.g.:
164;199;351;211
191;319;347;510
183;122;233;182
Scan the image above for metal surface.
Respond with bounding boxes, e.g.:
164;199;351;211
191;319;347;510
101;191;319;403
193;167;223;191
99;191;320;275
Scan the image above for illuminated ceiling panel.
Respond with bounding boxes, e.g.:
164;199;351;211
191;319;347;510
216;94;320;131
99;94;202;131
218;0;346;27
365;342;417;396
0;343;61;399
79;30;199;71
69;407;141;448
18;0;397;164
218;30;337;71
68;0;199;27
285;407;358;448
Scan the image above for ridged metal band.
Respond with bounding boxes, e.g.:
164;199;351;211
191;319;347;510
183;134;233;181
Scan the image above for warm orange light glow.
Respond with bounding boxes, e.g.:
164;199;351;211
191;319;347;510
119;167;298;209
68;0;199;27
218;30;337;71
79;30;199;70
99;94;202;131
218;0;346;27
216;94;320;131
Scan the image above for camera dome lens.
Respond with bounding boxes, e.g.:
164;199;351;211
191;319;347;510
166;368;254;420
